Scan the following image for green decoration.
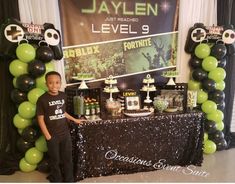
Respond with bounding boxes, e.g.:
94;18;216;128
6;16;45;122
18;101;36;119
27;88;45;105
188;80;201;91
9;59;28;77
16;43;36;63
194;43;211;59
25;147;43;165
208;67;226;82
35;136;48;152
207;109;224;123
202;56;218;72
13;114;32;129
19;158;37;172
197;90;208;104
203;140;217;154
201;100;217;114
215;80;225;91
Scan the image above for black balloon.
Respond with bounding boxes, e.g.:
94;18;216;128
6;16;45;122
16;137;34;153
28;59;46;78
31;118;40;131
208;130;224;143
217;101;225;111
204;120;217;134
36;46;54;63
189;56;202;69
216;138;227;151
192;68;208;81
37;159;50;173
202;79;216;92
210;43;227;60
10;89;27;104
16;74;36;92
208;90;225;104
21;126;39;143
217;57;227;68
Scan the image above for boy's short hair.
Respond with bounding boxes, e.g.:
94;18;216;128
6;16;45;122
45;71;61;81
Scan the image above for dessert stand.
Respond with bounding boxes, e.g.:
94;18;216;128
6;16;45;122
103;75;119;102
141;74;156;103
72;73;94;89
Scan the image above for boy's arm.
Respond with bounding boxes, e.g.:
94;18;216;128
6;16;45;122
37;115;51;140
64;112;84;124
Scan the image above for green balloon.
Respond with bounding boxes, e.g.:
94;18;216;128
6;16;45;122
35;136;48;152
27;88;45;105
18;128;24;135
195;43;211;59
9;59;28;77
25;147;43;165
216;110;224;120
204;132;208;142
36;74;48;91
216;121;224;131
45;62;55;72
208;67;226;82
202;56;218;72
203;140;216;154
197;90;208;104
13;114;32;129
18;101;36;119
188;80;201;91
201;100;217;114
207;110;224;123
16;43;36;63
216;80;225;91
19;158;37;172
13;77;18;88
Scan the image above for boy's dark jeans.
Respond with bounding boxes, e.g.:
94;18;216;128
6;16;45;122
47;133;74;182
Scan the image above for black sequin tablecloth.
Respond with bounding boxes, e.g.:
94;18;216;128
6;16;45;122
70;111;204;181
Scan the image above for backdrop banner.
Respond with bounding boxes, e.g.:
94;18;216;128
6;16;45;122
59;0;179;84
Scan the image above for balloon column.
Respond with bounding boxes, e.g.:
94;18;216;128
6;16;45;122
10;42;54;172
0;19;63;172
185;23;235;154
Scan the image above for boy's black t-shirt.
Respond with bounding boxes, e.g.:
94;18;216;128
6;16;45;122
36;91;69;137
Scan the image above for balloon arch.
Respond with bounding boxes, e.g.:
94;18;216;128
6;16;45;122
0;18;63;172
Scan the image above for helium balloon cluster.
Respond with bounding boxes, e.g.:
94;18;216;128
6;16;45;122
188;41;228;154
9;42;56;172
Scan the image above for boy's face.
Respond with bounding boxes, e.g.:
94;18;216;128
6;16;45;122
46;74;61;95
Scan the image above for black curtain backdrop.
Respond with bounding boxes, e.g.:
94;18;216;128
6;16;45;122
217;0;235;148
0;0;21;175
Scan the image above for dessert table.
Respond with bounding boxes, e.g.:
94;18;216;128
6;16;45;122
70;110;204;181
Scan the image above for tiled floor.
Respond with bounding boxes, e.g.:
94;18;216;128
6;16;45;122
0;148;235;182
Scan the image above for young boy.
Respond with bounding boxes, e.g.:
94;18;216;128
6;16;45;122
36;71;83;182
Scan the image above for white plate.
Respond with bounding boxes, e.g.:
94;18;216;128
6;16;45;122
124;111;153;117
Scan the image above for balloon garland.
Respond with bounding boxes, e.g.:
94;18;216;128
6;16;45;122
188;41;228;154
9;41;56;172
